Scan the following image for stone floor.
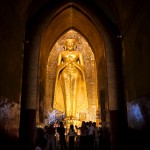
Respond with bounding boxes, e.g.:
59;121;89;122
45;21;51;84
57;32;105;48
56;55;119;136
56;136;80;150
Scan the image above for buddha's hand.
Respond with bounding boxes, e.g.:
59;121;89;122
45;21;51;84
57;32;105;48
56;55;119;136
68;56;73;63
68;60;72;64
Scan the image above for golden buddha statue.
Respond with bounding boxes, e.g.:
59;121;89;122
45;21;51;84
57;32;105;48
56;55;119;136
53;38;88;120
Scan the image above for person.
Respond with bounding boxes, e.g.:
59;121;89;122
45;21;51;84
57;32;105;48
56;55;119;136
45;124;56;150
57;121;67;150
53;38;88;119
68;124;77;150
35;127;47;150
75;121;89;150
35;145;42;150
87;121;95;150
100;124;111;150
93;122;100;150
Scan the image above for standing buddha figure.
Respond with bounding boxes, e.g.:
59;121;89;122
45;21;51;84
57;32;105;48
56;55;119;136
53;38;88;120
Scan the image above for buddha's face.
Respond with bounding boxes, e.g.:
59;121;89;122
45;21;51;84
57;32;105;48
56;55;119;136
65;39;75;51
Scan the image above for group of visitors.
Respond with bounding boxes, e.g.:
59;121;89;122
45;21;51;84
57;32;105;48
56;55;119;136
75;121;101;150
35;120;111;150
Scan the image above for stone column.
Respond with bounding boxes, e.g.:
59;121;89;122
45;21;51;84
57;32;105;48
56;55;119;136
106;35;128;150
19;36;40;150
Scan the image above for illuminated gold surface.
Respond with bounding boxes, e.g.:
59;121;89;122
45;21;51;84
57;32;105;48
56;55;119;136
53;38;88;119
46;30;98;122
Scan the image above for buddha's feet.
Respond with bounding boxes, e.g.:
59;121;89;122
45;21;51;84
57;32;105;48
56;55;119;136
70;116;77;120
64;117;70;120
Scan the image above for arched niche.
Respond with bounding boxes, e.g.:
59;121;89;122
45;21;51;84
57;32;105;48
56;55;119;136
20;2;124;129
45;30;98;123
38;5;107;125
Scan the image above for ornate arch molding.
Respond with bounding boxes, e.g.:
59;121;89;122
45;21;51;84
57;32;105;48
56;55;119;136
38;4;106;122
39;3;105;67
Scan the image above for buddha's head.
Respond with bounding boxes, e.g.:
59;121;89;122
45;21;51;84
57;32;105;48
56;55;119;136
65;38;76;51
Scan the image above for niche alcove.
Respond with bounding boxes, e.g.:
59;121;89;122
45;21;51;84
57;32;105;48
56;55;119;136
45;30;99;124
37;5;107;126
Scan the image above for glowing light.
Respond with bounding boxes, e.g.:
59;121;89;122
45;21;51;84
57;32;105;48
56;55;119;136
127;102;144;129
47;109;65;124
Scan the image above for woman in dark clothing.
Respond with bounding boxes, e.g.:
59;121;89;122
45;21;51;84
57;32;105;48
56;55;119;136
57;121;67;150
68;124;77;150
76;121;89;150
